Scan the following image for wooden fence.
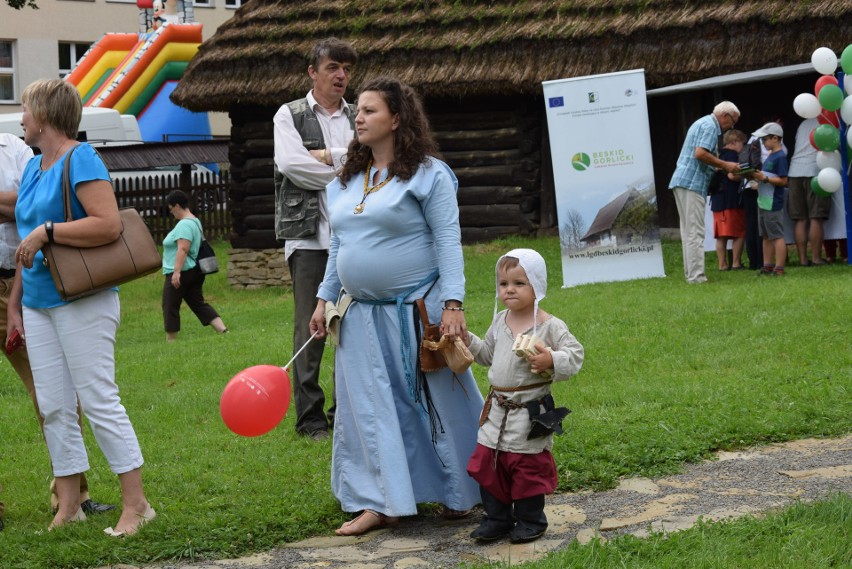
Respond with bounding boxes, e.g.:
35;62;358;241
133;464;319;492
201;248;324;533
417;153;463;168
111;170;231;244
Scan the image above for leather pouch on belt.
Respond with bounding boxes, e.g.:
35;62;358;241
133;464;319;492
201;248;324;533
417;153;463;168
324;292;352;346
416;298;446;372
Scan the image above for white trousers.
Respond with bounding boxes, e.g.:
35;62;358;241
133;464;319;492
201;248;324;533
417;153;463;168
24;291;143;476
673;187;708;283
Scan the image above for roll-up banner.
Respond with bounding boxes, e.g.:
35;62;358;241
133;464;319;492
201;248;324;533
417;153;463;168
543;69;665;288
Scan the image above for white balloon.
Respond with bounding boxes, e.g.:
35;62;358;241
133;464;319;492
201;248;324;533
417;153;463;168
847;80;852;96
841;96;852;125
793;93;822;119
816;151;842;171
812;47;838;75
817;167;842;193
848;126;852;149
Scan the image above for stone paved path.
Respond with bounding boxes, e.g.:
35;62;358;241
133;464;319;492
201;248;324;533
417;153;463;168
133;435;851;569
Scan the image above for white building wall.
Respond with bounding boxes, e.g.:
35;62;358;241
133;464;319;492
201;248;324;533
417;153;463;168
1;0;235;136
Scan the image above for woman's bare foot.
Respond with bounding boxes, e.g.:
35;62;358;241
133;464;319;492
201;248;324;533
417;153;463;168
48;507;86;531
103;503;156;537
335;509;398;536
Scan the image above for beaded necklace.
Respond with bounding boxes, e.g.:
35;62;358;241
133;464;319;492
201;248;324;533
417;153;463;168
354;160;394;214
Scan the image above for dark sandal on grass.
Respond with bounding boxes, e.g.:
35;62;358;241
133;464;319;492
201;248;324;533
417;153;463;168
335;509;398;536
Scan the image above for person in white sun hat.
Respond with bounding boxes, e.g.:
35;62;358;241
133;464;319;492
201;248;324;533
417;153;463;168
464;248;584;543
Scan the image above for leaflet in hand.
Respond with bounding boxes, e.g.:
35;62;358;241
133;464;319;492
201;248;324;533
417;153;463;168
734;162;755;175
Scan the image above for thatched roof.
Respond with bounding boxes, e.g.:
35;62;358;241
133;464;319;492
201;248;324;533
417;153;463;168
172;0;852;112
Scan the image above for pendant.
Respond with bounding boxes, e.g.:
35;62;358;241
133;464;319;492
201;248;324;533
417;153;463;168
354;203;364;214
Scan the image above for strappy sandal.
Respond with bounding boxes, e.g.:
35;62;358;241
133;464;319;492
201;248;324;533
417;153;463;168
335;509;398;536
104;504;156;537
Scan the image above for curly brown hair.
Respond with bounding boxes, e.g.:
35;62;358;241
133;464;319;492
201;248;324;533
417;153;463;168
338;77;441;187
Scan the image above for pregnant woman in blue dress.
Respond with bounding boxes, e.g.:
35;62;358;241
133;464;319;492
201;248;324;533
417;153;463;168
310;77;482;536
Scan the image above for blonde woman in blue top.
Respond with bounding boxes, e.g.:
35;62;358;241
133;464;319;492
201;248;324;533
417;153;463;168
162;189;227;341
9;78;154;535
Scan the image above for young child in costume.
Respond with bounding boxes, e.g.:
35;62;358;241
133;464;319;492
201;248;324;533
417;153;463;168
465;248;584;543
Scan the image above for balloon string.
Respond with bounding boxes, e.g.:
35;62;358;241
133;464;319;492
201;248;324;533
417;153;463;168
283;331;319;371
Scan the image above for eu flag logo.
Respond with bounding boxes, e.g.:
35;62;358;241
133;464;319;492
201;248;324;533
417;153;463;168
548;97;564;108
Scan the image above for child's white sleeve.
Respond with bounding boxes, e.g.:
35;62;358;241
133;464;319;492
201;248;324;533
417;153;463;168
550;326;584;381
468;325;496;367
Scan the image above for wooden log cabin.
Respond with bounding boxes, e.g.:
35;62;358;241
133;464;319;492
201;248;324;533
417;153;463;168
171;0;852;284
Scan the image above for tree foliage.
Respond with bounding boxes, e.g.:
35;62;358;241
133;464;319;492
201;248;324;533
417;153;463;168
7;0;39;9
612;198;657;242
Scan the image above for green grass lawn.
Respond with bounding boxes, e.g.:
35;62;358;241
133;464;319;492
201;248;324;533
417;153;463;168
0;236;850;568
463;493;852;569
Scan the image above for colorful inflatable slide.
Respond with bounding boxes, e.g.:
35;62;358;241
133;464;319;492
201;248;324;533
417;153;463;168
66;23;211;142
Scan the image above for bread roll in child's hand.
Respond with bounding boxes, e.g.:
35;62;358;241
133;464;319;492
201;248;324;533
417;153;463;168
512;334;553;379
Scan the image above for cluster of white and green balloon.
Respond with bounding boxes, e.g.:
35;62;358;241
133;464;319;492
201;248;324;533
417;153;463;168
792;45;852;197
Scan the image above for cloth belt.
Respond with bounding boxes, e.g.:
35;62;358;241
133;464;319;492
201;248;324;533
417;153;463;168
479;381;552;469
351;269;439;402
0;268;16;278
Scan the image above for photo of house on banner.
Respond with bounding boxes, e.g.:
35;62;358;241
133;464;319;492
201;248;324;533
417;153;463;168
543;69;666;288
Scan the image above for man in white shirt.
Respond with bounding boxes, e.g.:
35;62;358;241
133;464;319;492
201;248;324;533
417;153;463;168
787;118;830;265
272;38;357;440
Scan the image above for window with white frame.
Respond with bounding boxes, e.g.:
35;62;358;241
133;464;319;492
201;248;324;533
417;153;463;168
193;0;212;7
0;41;15;103
59;42;92;78
225;0;241;8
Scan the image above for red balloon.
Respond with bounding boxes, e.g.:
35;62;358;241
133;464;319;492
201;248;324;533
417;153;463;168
817;108;840;128
814;75;839;97
220;365;291;437
809;128;819;150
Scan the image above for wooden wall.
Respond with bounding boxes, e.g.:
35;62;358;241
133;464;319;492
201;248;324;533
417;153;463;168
228;105;278;250
427;95;547;242
225;96;551;250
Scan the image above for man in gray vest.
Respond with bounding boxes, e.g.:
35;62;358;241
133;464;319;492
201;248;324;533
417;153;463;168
273;38;357;440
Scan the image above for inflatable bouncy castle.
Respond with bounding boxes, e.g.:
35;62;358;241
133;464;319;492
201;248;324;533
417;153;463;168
65;0;211;142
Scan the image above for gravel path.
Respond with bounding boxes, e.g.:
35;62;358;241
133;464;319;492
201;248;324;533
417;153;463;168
150;434;852;569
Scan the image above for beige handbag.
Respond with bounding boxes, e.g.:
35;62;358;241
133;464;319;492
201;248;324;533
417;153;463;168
40;145;161;301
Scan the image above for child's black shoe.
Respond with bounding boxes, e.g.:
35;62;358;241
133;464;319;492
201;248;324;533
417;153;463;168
470;518;514;541
470;488;514;542
509;495;548;543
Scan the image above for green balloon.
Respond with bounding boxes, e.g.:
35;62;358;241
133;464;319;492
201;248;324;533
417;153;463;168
842;44;852;74
818;84;844;111
813;124;841;151
811;176;831;197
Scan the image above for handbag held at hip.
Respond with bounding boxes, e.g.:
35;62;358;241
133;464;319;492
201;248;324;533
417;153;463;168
195;239;219;275
40;145;161;301
190;217;218;274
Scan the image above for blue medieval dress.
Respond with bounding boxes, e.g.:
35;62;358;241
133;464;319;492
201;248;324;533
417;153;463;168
317;157;483;517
